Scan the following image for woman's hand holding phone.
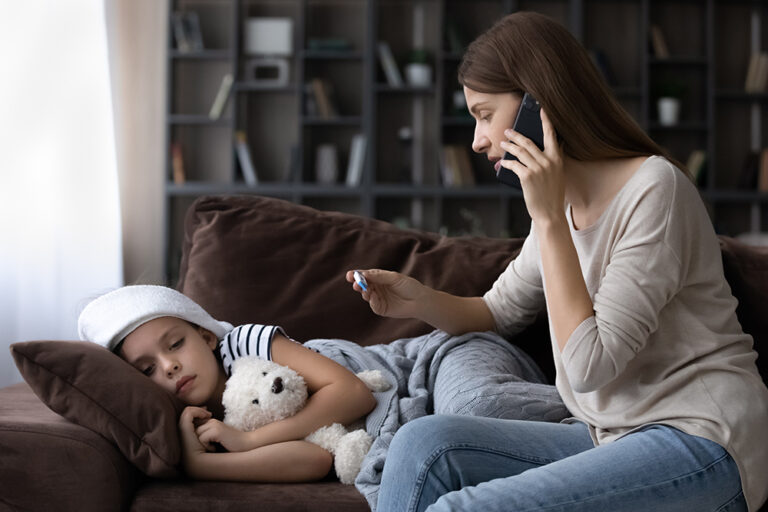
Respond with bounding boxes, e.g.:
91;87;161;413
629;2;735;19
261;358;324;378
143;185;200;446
499;107;566;226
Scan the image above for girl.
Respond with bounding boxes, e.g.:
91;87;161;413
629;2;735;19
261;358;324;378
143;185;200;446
354;11;768;512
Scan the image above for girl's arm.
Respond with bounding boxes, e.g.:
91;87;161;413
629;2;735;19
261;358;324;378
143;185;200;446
180;406;332;481
346;269;497;335
197;334;378;452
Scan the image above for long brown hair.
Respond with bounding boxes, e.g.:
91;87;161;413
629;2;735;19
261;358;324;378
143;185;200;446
458;11;690;178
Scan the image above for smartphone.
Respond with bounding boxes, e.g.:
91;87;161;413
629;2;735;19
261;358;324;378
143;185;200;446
497;92;545;189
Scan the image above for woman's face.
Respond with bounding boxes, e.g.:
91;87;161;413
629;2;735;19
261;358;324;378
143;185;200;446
463;87;522;176
120;316;222;406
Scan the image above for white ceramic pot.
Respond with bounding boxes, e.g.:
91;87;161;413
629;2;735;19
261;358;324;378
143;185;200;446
405;63;432;87
658;97;681;126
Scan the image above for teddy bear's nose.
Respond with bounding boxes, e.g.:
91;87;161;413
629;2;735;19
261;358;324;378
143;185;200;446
271;377;284;394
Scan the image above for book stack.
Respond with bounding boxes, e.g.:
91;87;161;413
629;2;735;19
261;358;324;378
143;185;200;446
439;145;476;187
739;149;768;191
209;74;234;120
234;131;258;186
306;79;339;118
744;53;768;93
685;149;706;186
172;12;204;53
649;25;669;59
346;134;367;187
377;41;403;87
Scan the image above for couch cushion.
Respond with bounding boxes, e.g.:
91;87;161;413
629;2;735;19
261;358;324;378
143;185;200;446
719;236;768;382
0;383;138;512
177;195;526;348
10;340;184;477
131;479;368;512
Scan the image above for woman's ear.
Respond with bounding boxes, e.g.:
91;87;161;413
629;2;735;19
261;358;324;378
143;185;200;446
198;326;218;349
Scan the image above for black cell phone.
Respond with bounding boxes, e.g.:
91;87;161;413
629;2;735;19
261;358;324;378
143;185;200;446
497;92;545;189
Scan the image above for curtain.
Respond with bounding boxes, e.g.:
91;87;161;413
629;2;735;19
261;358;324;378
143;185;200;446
0;0;124;387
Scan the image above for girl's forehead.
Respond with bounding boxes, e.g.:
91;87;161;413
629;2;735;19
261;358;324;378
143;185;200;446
121;317;186;357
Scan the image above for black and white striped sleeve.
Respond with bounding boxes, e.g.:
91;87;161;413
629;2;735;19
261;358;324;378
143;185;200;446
218;324;287;376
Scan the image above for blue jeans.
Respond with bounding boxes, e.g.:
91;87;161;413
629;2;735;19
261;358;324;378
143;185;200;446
377;416;746;512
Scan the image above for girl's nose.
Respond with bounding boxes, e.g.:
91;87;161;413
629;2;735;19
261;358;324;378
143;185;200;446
165;360;180;377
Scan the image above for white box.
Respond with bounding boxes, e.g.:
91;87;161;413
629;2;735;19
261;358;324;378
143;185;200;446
245;18;293;56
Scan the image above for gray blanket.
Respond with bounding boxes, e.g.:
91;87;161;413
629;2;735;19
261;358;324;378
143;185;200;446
305;330;570;511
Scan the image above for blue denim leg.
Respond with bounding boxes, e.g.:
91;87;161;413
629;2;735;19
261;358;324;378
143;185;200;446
377;415;746;512
377;415;595;512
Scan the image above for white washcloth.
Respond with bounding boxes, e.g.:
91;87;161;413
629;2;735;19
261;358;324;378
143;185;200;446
78;285;233;351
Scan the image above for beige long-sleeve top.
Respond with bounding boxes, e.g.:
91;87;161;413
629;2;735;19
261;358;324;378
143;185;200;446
484;156;768;511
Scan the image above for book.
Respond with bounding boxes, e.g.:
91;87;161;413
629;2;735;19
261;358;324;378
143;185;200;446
209;73;234;120
439;145;463;187
310;78;338;118
739;151;760;189
754;53;768;92
685;149;706;185
649;25;669;59
234;131;258;186
588;49;617;87
315;144;339;184
759;149;768;192
745;53;761;92
377;41;403;87
345;134;367;187
172;12;204;53
453;145;476;186
171;142;186;184
182;12;204;52
171;12;191;53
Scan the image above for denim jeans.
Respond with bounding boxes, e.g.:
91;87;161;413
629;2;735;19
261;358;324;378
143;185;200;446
377;416;746;512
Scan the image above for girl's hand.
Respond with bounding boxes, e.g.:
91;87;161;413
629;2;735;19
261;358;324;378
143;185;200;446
346;269;425;319
499;108;566;226
196;418;252;453
178;406;212;475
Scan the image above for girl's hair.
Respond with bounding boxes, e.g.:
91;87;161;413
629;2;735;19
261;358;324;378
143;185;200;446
458;11;690;178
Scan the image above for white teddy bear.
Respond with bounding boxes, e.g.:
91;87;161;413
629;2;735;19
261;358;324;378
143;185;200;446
222;356;390;484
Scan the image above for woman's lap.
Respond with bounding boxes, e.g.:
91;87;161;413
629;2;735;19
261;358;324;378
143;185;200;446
377;415;745;512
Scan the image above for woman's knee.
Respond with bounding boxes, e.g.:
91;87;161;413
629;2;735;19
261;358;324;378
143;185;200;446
389;416;466;466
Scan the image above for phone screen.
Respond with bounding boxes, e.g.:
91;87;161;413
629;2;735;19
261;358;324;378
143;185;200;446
497;92;545;189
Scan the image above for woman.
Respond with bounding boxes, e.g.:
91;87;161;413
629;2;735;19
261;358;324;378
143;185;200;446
348;12;768;512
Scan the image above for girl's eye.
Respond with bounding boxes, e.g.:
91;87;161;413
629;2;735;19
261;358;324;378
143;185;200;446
171;338;184;349
142;365;155;376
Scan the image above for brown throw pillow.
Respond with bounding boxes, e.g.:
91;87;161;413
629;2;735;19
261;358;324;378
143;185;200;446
10;340;183;477
719;236;768;383
177;195;526;348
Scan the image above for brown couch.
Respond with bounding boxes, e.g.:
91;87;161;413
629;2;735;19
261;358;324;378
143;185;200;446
2;195;767;512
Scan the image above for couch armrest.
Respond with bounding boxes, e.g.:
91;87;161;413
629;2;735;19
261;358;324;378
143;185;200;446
0;383;139;512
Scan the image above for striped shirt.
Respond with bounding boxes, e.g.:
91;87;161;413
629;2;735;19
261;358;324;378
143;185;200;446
218;324;286;376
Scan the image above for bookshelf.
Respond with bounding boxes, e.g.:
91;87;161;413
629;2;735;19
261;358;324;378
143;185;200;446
165;0;768;282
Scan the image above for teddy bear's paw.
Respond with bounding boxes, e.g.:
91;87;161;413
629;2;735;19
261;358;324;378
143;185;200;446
305;423;348;454
333;429;373;485
355;370;391;392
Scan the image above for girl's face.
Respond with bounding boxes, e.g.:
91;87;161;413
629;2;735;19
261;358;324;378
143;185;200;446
463;87;523;176
120;316;223;406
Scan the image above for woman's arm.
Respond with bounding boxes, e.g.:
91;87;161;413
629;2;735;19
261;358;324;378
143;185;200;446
500;109;592;350
346;269;497;335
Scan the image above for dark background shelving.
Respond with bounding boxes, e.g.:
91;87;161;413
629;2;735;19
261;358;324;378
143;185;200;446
165;0;768;283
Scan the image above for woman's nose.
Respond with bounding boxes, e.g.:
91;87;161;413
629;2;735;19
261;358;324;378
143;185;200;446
472;127;488;154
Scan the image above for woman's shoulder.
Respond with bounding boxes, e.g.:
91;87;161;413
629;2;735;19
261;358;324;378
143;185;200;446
625;155;698;207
